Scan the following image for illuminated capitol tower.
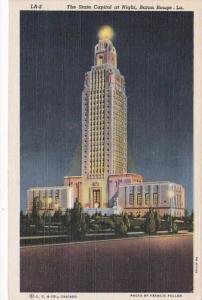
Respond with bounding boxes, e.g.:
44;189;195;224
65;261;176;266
82;27;127;181
73;25;143;210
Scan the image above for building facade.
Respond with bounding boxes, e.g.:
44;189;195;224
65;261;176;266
82;38;127;178
63;176;83;203
63;173;143;209
80;34;143;208
27;186;74;214
118;181;185;217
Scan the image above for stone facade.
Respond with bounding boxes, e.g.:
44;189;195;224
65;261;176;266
118;181;185;217
27;186;73;214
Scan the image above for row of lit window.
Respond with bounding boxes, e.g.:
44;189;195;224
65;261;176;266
89;157;107;162
89;99;105;104
89;123;105;128
89;107;105;112
91;80;106;84
89;99;105;105
90;170;105;174
91;84;106;90
84;165;108;171
89;108;106;113
89;115;107;119
89;116;105;121
89;120;106;125
170;198;182;208
171;185;182;192
89;134;105;138
89;128;106;132
90;167;105;171
88;111;105;117
89;135;106;140
88;141;107;145
90;89;106;93
89;101;105;106
89;127;109;131
89;151;106;155
88;109;106;114
89;129;107;134
90;75;108;81
89;153;106;158
89;174;106;178
90;165;109;170
91;71;106;78
128;193;159;206
89;126;108;131
88;139;105;143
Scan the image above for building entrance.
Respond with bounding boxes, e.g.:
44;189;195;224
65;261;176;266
93;189;101;208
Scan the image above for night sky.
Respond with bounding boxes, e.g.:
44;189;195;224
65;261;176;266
20;11;193;212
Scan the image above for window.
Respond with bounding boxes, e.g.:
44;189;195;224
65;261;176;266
145;193;150;206
129;193;134;205
137;193;142;205
153;193;158;205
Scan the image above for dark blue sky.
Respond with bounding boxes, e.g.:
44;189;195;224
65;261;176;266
20;11;193;212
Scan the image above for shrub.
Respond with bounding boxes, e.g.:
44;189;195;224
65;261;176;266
154;211;161;231
145;208;156;234
123;213;130;230
172;222;178;234
115;221;127;236
90;222;101;232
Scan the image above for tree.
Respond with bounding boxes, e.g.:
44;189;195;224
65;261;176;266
154;211;161;231
43;210;52;224
110;214;117;223
129;212;135;219
115;221;127;236
78;213;87;238
123;213;130;230
94;213;102;222
189;211;194;232
103;218;114;230
71;199;82;224
165;215;178;234
145;208;156;234
53;208;62;223
20;210;26;235
20;210;25;225
164;214;170;230
85;213;91;230
172;221;178;234
63;208;71;227
70;199;87;239
90;222;100;232
31;198;41;227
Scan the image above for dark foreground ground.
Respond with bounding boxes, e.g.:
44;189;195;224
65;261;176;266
21;234;193;293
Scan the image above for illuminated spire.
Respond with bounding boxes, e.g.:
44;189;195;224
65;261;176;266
94;26;117;67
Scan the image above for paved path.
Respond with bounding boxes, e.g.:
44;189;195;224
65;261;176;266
20;234;193;293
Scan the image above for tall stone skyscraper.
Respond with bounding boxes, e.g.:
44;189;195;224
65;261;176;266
79;26;143;209
62;26;143;212
82;29;127;179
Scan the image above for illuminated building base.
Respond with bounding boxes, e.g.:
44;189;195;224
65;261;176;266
64;173;143;209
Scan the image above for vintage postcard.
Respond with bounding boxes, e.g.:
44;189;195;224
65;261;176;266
8;0;202;299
